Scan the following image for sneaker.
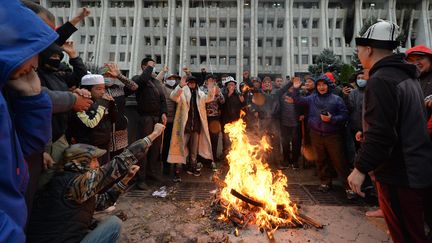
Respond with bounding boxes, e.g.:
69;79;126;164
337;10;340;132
104;205;116;213
346;189;357;200
186;166;194;175
193;169;201;177
318;184;331;193
211;162;218;172
196;162;203;172
173;174;182;183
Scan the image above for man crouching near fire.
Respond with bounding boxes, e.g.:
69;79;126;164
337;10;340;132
27;123;165;243
348;19;432;243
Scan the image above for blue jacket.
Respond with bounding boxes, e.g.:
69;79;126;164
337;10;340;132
293;77;348;135
0;1;57;242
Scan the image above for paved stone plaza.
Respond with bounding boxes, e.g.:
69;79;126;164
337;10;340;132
95;167;391;243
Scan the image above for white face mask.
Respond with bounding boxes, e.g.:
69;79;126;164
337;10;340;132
104;78;115;86
356;79;367;88
165;79;177;87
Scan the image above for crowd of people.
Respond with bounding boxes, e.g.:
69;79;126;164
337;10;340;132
1;1;432;243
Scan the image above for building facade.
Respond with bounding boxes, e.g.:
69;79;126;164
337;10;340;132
42;0;432;82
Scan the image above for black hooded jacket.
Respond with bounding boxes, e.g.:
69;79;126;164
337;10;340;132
355;54;432;188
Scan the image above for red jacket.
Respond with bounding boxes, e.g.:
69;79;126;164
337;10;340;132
428;115;432;136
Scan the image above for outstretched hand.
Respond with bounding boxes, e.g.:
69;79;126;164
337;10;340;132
292;77;302;89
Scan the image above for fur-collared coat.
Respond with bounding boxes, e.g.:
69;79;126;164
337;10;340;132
167;85;215;164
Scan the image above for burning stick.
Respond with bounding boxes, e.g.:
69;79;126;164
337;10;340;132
230;189;264;207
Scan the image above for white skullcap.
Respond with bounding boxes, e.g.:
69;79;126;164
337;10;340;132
81;74;105;86
355;19;399;50
222;76;236;86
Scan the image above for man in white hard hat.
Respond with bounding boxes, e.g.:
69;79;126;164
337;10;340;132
348;19;432;242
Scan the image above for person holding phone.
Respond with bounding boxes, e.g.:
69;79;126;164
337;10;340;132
292;75;354;199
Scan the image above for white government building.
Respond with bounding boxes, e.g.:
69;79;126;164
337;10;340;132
40;0;432;82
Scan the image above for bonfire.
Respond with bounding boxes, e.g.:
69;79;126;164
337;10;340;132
212;114;322;239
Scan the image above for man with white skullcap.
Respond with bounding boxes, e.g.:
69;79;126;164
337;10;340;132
348;20;432;242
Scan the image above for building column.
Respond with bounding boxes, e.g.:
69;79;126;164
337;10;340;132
95;0;108;67
236;0;244;84
351;0;363;46
385;0;397;24
283;0;294;77
179;0;190;71
165;0;176;74
319;0;329;48
250;0;258;76
418;0;432;46
129;0;141;76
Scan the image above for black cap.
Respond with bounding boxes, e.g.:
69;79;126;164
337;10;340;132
187;76;198;83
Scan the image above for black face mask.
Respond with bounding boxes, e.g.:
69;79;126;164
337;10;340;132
44;58;61;71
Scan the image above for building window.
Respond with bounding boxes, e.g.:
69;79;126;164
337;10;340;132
110;17;116;27
78;52;84;57
154;37;161;46
258;38;263;47
120;18;127;27
275;57;282;66
312;19;319;28
265;38;273;47
312;55;318;64
335;37;342;47
258;20;263;29
200;37;206;46
163;19;168;27
265;57;272;66
89;35;95;44
293;19;298;28
121;36;127;45
219;38;227;46
244;38;250;48
346;55;352;63
219;19;226;28
230;19;237;28
302;18;309;28
144;37;151;46
200;55;207;64
199;19;206;28
219;56;227;65
190;19;196;28
301;37;308;47
276;38;283;47
130;36;133;45
191;55;197;65
190;37;197;46
87;52;94;62
329;38;333;47
210;38;217;47
312;37;319;47
277;19;284;28
154;18;160;27
229;56;236;65
328;19;333;28
210;19;217;28
336;19;342;29
229;38;236;47
144;18;150;27
155;55;161;63
130;17;134;27
110;36;116;44
109;52;115;62
267;20;274;28
294;55;299;64
119;52;125;62
88;17;94;27
243;57;249;66
301;55;308;64
293;37;298;47
210;56;217;65
258;57;262;65
80;35;86;44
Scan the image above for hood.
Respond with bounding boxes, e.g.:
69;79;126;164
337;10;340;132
314;75;332;95
0;0;58;85
369;53;419;79
39;43;64;64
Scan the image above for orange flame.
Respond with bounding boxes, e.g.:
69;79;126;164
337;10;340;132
220;112;298;230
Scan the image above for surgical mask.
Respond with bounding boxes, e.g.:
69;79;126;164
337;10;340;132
165;79;177;87
357;79;367;88
105;78;115;86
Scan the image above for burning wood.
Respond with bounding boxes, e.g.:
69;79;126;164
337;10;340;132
211;114;323;239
